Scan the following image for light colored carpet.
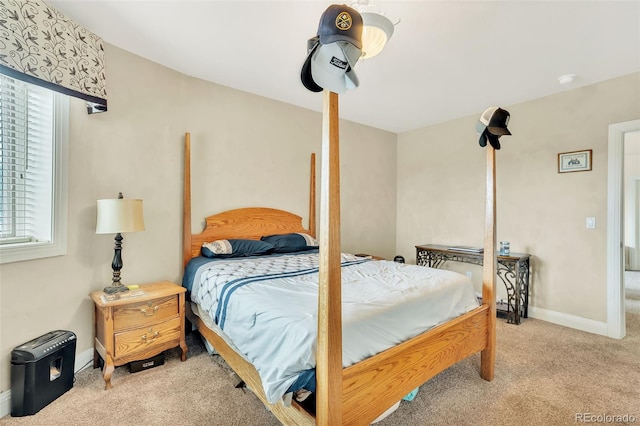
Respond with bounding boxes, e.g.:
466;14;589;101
1;312;638;426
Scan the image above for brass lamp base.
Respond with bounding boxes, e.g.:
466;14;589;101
103;284;129;294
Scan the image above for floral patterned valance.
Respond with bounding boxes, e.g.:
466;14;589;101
0;0;107;113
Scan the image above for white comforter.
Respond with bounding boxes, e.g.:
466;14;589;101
190;252;478;404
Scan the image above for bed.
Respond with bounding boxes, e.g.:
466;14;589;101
182;94;497;425
184;249;481;405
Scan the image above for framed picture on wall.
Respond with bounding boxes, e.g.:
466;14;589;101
558;149;592;173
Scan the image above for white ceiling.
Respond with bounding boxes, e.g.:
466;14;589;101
47;0;640;133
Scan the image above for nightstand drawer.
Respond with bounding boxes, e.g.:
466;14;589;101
113;295;178;330
114;317;182;359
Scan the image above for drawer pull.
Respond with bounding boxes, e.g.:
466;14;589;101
141;330;160;343
141;305;159;316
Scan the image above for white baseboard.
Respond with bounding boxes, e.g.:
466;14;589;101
73;347;95;374
0;347;93;419
528;306;608;336
0;390;10;420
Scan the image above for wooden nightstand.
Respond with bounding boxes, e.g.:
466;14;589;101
89;281;188;389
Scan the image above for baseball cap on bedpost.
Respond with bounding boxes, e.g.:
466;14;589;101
484;130;501;150
310;41;360;94
480;107;511;136
477;126;503;150
476;107;511;149
301;36;323;92
477;128;500;149
318;4;363;49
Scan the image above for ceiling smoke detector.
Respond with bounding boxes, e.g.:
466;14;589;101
558;74;576;85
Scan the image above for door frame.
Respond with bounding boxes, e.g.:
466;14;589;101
607;119;640;339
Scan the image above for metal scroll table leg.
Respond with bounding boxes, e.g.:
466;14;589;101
521;259;530;319
514;260;521;325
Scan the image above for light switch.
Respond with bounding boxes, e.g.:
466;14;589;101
586;217;596;229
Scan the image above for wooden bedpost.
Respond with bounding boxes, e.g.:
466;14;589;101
316;90;343;425
183;132;192;269
481;145;497;381
309;153;317;238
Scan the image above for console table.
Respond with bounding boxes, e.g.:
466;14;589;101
415;244;531;325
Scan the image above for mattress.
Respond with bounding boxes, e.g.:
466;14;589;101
185;251;479;404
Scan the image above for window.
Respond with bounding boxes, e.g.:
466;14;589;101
0;74;69;264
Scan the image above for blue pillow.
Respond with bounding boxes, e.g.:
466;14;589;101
201;239;274;258
260;233;318;253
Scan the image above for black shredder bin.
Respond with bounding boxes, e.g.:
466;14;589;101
11;330;76;416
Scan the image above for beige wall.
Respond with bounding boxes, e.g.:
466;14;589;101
397;72;640;323
0;44;397;392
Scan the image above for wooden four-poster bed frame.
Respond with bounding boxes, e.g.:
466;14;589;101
182;92;496;425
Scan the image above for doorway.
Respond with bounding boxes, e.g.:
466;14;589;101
624;134;640;316
607;120;640;339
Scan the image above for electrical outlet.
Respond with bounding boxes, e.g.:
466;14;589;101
586;217;596;229
466;271;472;279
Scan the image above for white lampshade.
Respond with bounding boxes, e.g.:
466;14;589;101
96;198;145;234
360;12;394;59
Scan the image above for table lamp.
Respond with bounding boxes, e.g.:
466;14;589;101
96;192;145;294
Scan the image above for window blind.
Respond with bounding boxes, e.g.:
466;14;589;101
0;74;54;245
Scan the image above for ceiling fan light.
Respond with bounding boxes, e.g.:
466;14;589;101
361;12;394;59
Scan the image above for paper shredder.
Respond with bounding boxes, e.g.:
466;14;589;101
11;330;76;416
